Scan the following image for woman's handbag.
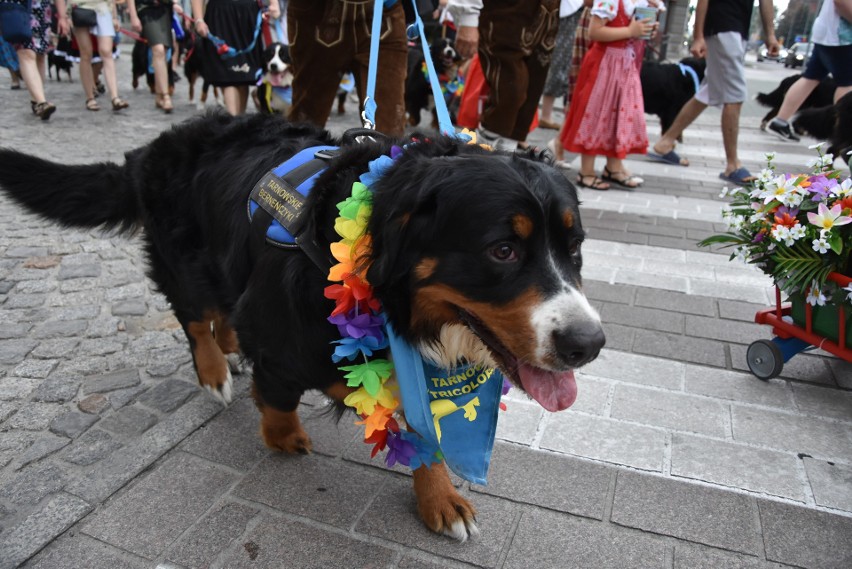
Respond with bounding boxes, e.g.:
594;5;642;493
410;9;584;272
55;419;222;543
70;5;98;28
0;0;33;44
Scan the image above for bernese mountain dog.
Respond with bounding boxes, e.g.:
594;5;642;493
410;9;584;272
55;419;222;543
792;91;852;163
0;113;604;541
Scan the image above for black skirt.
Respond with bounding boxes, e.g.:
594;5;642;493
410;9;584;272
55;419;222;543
200;0;263;87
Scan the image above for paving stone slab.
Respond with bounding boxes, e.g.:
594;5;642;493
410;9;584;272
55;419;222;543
802;458;852;512
0;493;92;569
233;452;384;529
165;500;259;569
65;395;223;502
57;263;101;280
683;366;793;410
579;349;684;390
83;368;141;395
671;434;803;500
673;544;788;569
24;532;148;569
82;452;236;559
356;478;516;568
540;411;666;471
633;329;728;367
611;384;728;437
5;402;65;431
218;515;396;569
790;383;852;422
731;406;852;461
600;304;685;334
0;376;41;401
137;378;197;413
57;428;123;466
599;321;636;351
49;411;98;439
32;320;88;340
504;507;670;569
98;405;158;436
13;434;70;470
759;499;852;569
685;314;769;344
28;375;80;403
612;471;759;554
472;442;612;518
0;339;38;365
179;397;269;472
634;287;717;316
494;399;544;444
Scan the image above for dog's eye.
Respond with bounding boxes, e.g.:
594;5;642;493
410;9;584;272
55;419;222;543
490;243;518;263
569;241;582;257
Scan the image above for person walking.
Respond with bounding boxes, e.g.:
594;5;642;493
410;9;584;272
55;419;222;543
61;0;130;111
767;0;852;142
448;0;560;152
12;0;59;119
127;0;185;113
538;0;584;130
191;0;279;116
560;0;659;190
285;0;408;137
647;0;780;186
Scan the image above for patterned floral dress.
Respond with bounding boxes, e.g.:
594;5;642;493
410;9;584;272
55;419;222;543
13;0;53;54
561;0;647;159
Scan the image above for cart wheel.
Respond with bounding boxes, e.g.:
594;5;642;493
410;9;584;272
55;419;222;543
746;340;784;380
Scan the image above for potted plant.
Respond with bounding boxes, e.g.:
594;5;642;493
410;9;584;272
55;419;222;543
699;145;852;347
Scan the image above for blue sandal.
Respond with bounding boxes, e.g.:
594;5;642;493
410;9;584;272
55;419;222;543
648;149;688;166
719;167;756;186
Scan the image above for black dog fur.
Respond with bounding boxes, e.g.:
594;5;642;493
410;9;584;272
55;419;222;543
0;113;604;539
640;56;706;137
793;92;852;162
47;51;73;82
755;74;836;130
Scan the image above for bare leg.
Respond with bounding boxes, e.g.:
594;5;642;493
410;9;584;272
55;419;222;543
834;85;852;103
775;77;820;122
721;102;746;176
15;49;46;103
651;96;707;165
223;85;242;116
74;29;97;102
97;35;121;101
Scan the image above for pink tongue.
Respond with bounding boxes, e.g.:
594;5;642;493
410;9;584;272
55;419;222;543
518;365;577;412
268;72;286;87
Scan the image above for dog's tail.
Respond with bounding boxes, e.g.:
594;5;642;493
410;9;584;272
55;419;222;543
0;149;139;235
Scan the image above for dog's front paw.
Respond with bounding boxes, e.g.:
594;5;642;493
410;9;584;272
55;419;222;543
413;463;479;542
259;409;313;454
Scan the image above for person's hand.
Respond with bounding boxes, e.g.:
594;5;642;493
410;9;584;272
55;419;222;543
455;25;478;59
131;15;142;33
58;15;70;36
173;3;184;16
195;18;209;37
690;36;706;57
268;1;280;20
766;38;782;57
628;16;655;39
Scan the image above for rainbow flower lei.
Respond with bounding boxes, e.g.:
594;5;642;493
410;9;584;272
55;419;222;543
324;144;442;469
325;131;506;471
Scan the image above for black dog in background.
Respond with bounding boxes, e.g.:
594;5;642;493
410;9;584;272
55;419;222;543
792;92;852;162
640;56;706;137
47;51;72;82
405;35;463;129
755;74;836;130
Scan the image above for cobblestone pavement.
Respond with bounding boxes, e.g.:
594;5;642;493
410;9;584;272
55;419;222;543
0;47;850;568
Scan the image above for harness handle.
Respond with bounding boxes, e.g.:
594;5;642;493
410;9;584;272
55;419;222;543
364;0;455;135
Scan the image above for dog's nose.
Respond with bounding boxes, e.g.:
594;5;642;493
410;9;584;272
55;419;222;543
553;321;606;368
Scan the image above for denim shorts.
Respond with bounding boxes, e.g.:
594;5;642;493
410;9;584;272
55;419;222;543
802;43;852;86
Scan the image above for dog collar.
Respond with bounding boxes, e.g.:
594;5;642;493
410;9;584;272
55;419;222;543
247;145;339;270
325;136;508;484
678;62;700;94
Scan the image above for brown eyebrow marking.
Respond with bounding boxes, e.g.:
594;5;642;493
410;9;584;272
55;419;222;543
563;210;574;229
415;258;438;280
512;214;533;239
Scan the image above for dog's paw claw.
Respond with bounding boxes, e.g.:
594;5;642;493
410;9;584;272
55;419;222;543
419;492;478;542
202;370;233;405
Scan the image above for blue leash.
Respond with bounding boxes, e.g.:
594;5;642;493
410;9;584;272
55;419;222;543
678;62;700;94
363;0;455;135
206;10;264;60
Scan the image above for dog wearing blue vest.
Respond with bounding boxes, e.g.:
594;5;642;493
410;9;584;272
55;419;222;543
0;113;604;541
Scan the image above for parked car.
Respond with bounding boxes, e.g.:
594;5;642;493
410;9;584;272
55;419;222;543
757;45;788;62
784;42;811;68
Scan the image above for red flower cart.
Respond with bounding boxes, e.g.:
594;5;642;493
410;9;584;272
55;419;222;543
747;272;852;379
